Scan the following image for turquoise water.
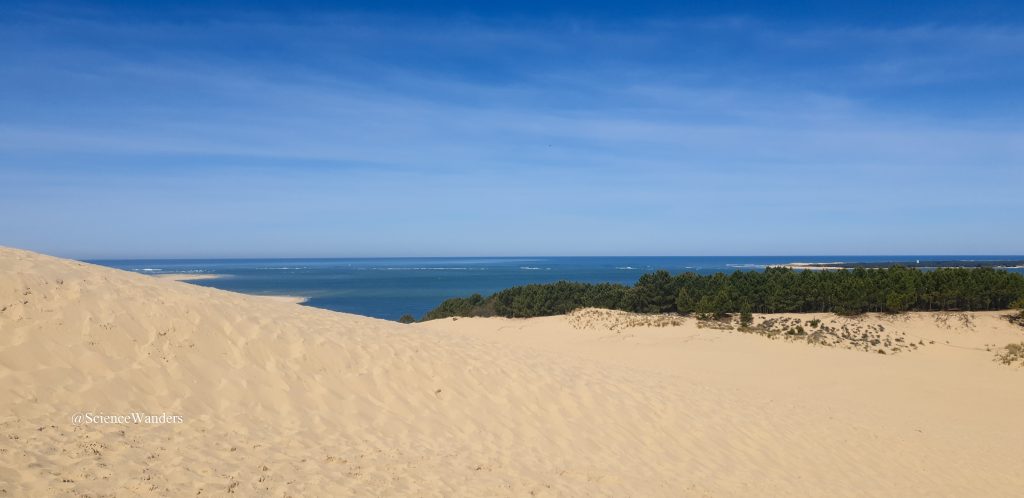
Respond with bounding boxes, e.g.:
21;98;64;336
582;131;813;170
92;256;1024;321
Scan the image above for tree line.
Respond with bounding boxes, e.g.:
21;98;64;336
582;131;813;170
420;266;1024;321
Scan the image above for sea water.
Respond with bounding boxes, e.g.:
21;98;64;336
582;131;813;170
92;256;1024;321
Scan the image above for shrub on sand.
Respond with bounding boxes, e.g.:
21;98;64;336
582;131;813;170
995;343;1024;366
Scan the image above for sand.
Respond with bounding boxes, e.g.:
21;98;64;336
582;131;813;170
2;247;1023;496
152;273;308;304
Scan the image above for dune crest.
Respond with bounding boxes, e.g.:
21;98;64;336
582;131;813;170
2;247;1023;496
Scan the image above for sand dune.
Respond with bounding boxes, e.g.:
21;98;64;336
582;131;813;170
2;247;1023;496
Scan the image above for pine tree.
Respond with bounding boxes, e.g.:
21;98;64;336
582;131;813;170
695;295;715;320
739;302;753;327
634;270;674;313
711;289;731;319
675;288;695;315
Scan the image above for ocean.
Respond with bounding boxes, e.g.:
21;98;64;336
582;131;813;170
92;256;1024;321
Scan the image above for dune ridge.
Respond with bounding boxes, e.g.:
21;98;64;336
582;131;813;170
2;247;1023;496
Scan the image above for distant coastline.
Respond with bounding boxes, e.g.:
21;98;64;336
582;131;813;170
776;260;1024;270
772;263;847;271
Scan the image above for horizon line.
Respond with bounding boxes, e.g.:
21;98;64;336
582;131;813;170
82;254;1024;262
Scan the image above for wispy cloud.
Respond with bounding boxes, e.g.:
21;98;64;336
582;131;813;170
1;7;1022;256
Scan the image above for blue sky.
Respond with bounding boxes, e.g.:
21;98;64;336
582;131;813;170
1;1;1022;258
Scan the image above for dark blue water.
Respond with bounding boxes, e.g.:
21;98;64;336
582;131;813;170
91;256;1024;321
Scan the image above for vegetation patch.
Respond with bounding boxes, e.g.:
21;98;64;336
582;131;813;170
696;317;735;330
995;343;1024;367
933;312;976;330
566;309;924;355
423;267;1024;321
1007;298;1024;328
567;308;683;332
752;316;920;354
421;293;496;321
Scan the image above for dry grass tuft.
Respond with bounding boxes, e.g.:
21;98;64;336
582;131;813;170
995;343;1024;367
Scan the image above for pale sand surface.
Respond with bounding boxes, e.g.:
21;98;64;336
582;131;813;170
2;246;1023;496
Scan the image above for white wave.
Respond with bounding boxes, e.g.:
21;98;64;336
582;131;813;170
376;267;475;271
615;266;638;270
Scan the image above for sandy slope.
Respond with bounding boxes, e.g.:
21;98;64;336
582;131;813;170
1;247;1023;497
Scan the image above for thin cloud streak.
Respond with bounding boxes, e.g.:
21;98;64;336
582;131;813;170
1;8;1022;257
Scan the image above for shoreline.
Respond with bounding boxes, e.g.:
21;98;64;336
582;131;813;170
774;264;1024;270
150;273;308;305
770;264;846;270
776;261;1024;270
258;295;309;305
